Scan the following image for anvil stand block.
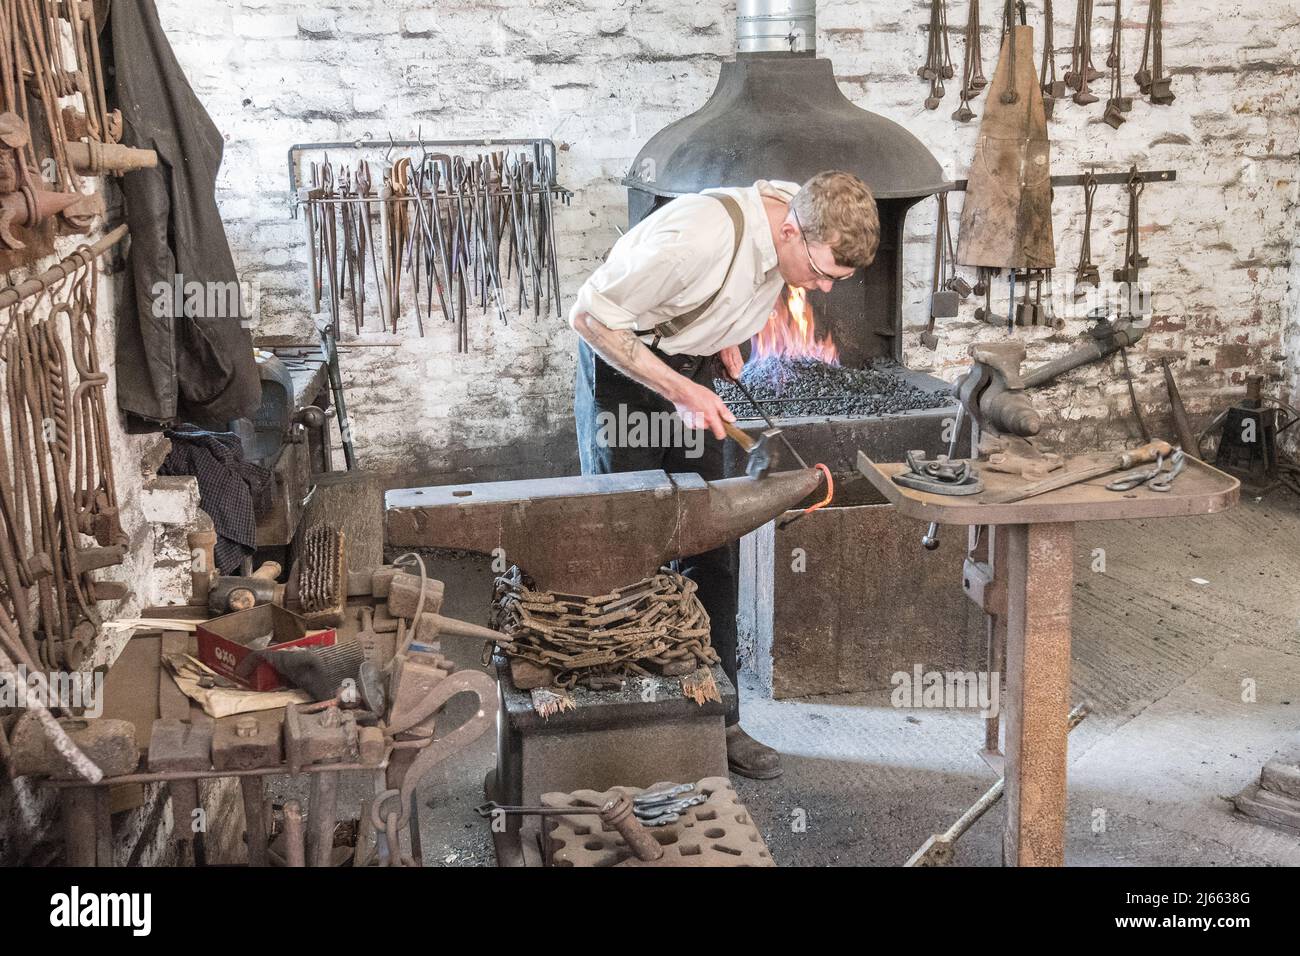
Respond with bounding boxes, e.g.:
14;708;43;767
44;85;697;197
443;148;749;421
486;652;734;867
858;451;1240;866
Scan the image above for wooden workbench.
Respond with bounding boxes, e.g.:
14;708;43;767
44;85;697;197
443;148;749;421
858;451;1240;866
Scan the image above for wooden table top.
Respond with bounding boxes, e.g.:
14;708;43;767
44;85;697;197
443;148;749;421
857;451;1240;526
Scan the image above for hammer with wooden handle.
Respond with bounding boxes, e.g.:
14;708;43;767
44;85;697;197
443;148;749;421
723;421;778;479
984;440;1173;505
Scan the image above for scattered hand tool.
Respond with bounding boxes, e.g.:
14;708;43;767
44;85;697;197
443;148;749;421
983;439;1173;504
906;703;1090;866
208;560;283;615
920;402;967;550
895;449;983;497
476;793;665;861
1106;447;1185;492
1161;358;1201;459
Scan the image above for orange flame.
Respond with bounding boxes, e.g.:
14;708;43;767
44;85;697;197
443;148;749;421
751;286;839;364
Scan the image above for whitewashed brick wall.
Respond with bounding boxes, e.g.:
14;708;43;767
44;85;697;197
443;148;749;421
155;0;1300;470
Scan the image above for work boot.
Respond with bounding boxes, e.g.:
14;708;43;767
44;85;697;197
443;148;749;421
726;725;782;780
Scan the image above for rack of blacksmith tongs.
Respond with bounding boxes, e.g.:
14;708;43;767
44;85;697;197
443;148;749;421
289;138;572;350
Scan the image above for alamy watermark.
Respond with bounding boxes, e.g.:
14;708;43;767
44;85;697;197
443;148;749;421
50;887;151;936
0;666;104;718
891;664;1000;719
150;272;260;328
595;404;703;459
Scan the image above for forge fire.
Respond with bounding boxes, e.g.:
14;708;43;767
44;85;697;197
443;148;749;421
717;285;952;418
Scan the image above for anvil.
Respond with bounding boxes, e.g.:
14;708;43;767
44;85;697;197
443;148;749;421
385;468;824;594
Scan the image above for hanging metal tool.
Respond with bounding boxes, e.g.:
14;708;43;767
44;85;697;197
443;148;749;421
1073;171;1101;297
1135;0;1174;104
1065;0;1101;105
1038;0;1065;117
1103;0;1132;127
291;139;570;347
922;191;963;348
919;0;956;109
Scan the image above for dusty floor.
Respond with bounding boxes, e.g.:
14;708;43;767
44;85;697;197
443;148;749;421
279;483;1300;867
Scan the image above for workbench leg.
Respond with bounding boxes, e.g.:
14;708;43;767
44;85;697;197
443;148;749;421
170;780;205;866
283;800;307;867
308;771;340;868
61;788;99;866
94;788;114;866
240;776;269;867
1002;521;1074;867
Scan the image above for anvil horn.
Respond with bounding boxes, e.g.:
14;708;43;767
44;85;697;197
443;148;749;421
385;468;825;594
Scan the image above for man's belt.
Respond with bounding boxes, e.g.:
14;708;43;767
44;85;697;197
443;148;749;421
639;339;710;379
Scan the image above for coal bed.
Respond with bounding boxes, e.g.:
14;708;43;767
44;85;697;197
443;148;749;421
716;356;953;419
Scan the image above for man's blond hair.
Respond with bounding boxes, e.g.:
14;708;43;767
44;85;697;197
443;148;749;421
790;171;880;269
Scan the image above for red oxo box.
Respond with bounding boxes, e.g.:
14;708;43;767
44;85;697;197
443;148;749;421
196;605;336;691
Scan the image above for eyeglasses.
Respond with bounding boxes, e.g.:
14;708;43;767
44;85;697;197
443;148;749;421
792;207;856;283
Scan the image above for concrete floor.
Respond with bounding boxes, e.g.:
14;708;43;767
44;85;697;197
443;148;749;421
284;483;1300;867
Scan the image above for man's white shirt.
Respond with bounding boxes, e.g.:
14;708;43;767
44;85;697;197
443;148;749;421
571;179;799;356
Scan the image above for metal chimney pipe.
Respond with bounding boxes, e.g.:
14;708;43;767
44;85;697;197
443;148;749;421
737;0;816;55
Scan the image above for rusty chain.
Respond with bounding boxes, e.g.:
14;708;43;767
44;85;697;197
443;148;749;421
489;566;719;689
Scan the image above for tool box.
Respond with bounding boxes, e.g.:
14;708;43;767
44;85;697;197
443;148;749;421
197;605;335;691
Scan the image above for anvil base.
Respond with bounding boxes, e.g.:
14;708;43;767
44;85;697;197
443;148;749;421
486;653;734;867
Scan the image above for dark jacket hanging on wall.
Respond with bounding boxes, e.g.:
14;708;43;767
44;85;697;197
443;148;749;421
107;0;259;428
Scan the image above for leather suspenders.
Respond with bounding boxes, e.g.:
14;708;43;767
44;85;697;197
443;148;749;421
649;193;746;349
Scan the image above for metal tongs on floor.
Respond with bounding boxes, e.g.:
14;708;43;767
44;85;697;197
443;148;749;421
1105;447;1186;492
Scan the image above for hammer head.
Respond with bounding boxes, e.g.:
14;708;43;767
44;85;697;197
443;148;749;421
745;428;784;479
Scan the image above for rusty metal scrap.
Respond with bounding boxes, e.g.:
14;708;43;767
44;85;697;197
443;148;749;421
541;777;774;867
299;523;346;625
490;567;719;690
0;238;126;672
0;0;150;255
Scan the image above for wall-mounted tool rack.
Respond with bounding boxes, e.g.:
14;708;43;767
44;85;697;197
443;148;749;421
287;137;572;347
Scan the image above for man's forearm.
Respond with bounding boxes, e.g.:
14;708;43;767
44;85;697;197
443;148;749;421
571;311;689;402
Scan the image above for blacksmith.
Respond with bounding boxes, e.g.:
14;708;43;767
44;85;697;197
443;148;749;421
570;171;880;778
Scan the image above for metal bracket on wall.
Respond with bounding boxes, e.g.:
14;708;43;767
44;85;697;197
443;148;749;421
941;167;1177;193
286;137;571;217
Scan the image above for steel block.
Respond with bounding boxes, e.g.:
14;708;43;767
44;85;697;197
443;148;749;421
147;719;213;772
212;713;283;771
284;705;359;774
9;715;137;780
